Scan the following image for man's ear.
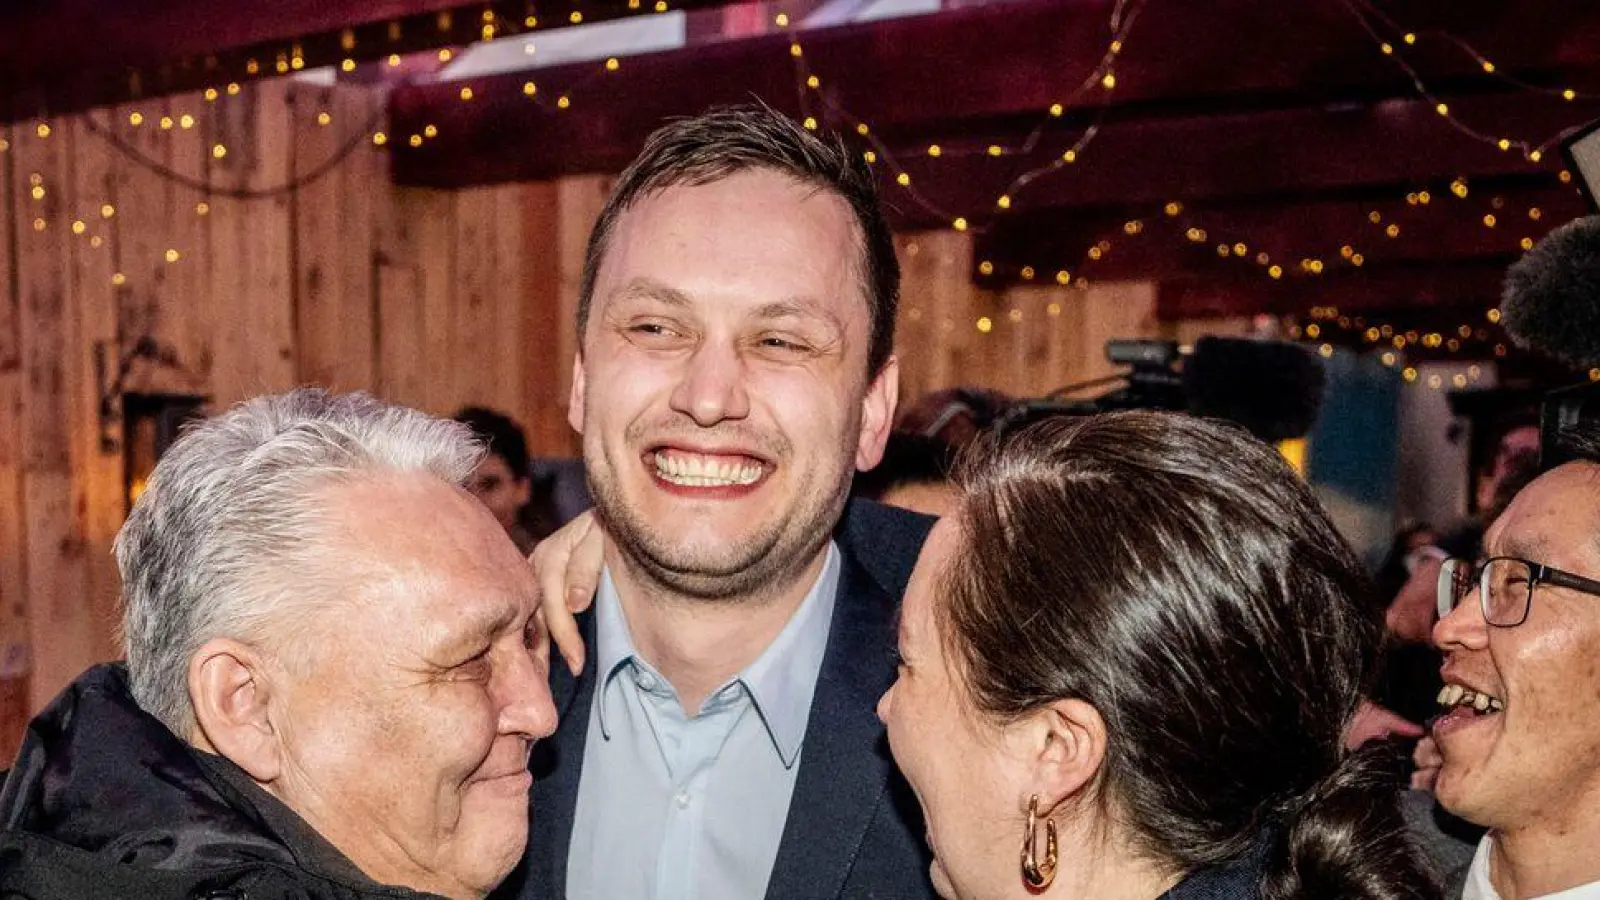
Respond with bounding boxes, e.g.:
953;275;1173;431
188;638;283;784
567;354;587;436
1015;697;1109;816
856;356;901;471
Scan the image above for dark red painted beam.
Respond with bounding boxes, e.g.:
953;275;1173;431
973;180;1587;286
885;92;1600;228
389;0;1600;191
1157;261;1515;320
1;0;744;122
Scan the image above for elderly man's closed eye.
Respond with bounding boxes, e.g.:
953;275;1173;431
0;389;557;900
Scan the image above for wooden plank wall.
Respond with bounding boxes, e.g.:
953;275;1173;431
0;81;597;759
893;230;1253;402
0;80;1242;761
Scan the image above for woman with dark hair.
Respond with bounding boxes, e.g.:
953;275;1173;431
877;410;1438;900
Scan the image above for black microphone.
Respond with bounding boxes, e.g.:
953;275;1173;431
1183;336;1326;442
1500;215;1600;469
1501;215;1600;371
998;337;1325;443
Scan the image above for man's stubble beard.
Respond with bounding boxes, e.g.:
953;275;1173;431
586;454;853;604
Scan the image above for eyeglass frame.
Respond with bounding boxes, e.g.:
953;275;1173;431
1436;555;1600;627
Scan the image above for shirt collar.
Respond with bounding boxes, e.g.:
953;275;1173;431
593;542;842;768
1468;835;1600;900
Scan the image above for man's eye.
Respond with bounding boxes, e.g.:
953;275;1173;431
452;651;491;679
755;335;813;355
628;322;681;337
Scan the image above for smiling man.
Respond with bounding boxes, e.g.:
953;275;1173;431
0;389;558;900
1432;424;1600;900
497;106;937;900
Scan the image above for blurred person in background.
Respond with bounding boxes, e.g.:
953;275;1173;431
851;431;959;518
456;406;560;553
898;387;1013;449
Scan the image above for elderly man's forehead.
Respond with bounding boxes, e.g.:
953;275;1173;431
1487;461;1600;559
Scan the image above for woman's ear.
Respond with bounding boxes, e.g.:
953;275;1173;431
1016;698;1109;814
188;638;284;784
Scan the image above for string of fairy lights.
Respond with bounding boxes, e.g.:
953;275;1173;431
4;0;1598;387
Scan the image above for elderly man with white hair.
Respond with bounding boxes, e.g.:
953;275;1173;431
0;388;558;899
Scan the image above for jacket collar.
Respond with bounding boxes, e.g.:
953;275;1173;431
516;499;935;900
1;663;394;893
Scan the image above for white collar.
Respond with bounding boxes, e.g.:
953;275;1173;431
1465;836;1600;900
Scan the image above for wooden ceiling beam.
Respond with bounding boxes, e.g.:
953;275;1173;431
1;0;745;123
1155;261;1513;321
971;180;1586;287
884;93;1600;229
388;0;1600;193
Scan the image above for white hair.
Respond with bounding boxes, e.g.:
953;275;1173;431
115;388;485;735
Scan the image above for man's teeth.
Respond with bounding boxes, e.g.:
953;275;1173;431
1436;684;1505;714
654;452;763;487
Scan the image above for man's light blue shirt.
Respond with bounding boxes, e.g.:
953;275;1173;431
565;542;842;900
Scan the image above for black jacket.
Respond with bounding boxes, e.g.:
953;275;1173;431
495;498;939;900
0;664;439;900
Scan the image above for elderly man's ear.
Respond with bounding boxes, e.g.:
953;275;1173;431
188;639;284;784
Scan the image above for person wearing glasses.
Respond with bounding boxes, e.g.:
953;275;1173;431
1428;424;1600;900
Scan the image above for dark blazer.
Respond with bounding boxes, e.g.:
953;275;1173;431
495;499;938;900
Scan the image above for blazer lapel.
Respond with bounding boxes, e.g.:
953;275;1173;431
512;610;598;900
764;548;904;900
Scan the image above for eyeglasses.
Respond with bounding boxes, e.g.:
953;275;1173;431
1437;556;1600;627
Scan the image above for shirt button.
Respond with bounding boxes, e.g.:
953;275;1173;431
637;673;658;690
675;791;691;809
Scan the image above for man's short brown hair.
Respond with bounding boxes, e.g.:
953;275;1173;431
576;103;900;375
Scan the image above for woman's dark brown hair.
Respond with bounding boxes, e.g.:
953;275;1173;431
944;410;1436;900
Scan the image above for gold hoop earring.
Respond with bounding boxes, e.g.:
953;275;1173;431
1021;794;1058;890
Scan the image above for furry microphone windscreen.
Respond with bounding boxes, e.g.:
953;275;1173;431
1502;215;1600;371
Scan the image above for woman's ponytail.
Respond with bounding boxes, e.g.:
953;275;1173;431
1261;745;1441;900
